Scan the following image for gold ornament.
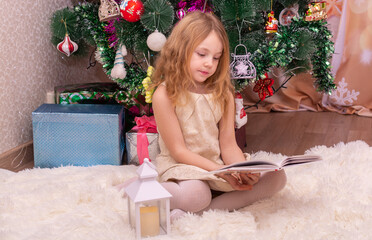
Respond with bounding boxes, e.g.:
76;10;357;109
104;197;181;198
98;0;121;22
142;66;155;103
305;1;327;21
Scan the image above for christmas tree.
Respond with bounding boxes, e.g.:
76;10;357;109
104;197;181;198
50;0;335;113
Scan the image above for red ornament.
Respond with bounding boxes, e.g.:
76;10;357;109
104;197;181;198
253;73;274;101
120;0;144;22
265;11;278;34
57;34;78;57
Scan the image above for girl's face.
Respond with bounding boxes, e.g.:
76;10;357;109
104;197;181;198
189;31;223;91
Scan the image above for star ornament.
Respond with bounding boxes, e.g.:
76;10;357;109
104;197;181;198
253;74;274;101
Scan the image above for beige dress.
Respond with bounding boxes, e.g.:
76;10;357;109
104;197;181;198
156;91;249;192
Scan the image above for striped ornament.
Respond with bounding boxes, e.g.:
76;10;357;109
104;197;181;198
57;34;78;57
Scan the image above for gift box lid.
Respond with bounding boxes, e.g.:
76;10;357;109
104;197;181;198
55;82;121;94
32;104;124;124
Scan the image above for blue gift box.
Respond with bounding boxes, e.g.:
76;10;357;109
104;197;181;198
32;104;125;168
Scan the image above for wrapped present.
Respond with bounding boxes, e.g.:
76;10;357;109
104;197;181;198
32;104;125;168
125;115;160;165
54;82;130;105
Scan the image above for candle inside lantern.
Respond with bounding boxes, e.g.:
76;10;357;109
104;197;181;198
140;206;160;237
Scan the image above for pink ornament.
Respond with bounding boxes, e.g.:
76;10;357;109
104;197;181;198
176;8;186;20
120;0;144;22
57;34;78;57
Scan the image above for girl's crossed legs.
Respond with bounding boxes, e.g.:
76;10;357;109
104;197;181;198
161;170;287;213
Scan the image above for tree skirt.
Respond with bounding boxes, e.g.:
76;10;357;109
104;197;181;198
1;141;371;240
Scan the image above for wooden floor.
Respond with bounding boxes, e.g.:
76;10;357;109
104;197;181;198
244;111;372;156
1;111;371;172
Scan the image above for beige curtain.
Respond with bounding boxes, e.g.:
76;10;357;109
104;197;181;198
243;0;372;117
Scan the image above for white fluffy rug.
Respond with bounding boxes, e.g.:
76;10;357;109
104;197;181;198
1;141;372;240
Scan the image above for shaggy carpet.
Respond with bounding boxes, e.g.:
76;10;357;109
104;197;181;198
1;141;371;240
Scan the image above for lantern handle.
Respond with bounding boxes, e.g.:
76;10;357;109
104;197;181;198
231;44;249;57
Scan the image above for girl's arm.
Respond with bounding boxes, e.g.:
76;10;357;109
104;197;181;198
152;85;222;171
218;92;246;165
217;93;261;191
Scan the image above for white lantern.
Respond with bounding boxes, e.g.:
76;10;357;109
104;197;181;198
125;159;172;239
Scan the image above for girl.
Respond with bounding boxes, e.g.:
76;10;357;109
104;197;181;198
151;11;287;219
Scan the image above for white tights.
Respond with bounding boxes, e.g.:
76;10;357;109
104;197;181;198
161;170;287;213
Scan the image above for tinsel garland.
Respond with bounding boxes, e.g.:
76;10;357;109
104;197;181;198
104;18;120;48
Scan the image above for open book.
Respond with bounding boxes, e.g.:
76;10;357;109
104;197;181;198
211;155;322;174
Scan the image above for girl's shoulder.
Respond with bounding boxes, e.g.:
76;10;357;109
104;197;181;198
152;84;169;104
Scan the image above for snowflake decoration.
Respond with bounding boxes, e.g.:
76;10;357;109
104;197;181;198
235;61;249;75
360;50;372;65
330;78;360;106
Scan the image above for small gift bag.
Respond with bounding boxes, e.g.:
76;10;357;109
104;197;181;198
125;115;160;165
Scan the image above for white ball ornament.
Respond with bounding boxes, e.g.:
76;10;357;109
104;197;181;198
146;30;167;52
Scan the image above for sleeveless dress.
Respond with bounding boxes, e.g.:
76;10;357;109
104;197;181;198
155;91;250;192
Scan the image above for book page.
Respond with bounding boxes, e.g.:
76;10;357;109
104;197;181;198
210;155;322;174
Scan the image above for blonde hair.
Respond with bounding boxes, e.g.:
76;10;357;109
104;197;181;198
151;11;234;111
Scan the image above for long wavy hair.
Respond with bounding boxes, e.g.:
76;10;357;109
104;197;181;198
151;11;234;112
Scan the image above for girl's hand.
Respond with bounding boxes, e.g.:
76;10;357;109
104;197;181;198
216;171;260;191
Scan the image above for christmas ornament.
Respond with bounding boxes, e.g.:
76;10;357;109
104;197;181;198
57;34;78;57
120;0;144;22
147;30;167;52
175;8;186;20
265;11;278;34
140;0;174;33
279;5;299;26
305;1;327;21
230;44;256;79
234;92;247;129
111;45;127;79
253;73;274;101
142;66;155;103
98;0;121;22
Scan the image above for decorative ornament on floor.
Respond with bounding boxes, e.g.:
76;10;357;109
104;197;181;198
147;30;167;52
253;73;274;101
279;4;299;26
265;11;279;34
120;0;144;22
98;0;121;22
235;92;247;129
125;158;172;239
230;44;256;80
110;44;127;79
305;1;327;21
57;34;78;57
142;66;155;103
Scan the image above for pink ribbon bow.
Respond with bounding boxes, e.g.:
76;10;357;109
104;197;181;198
131;115;157;164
